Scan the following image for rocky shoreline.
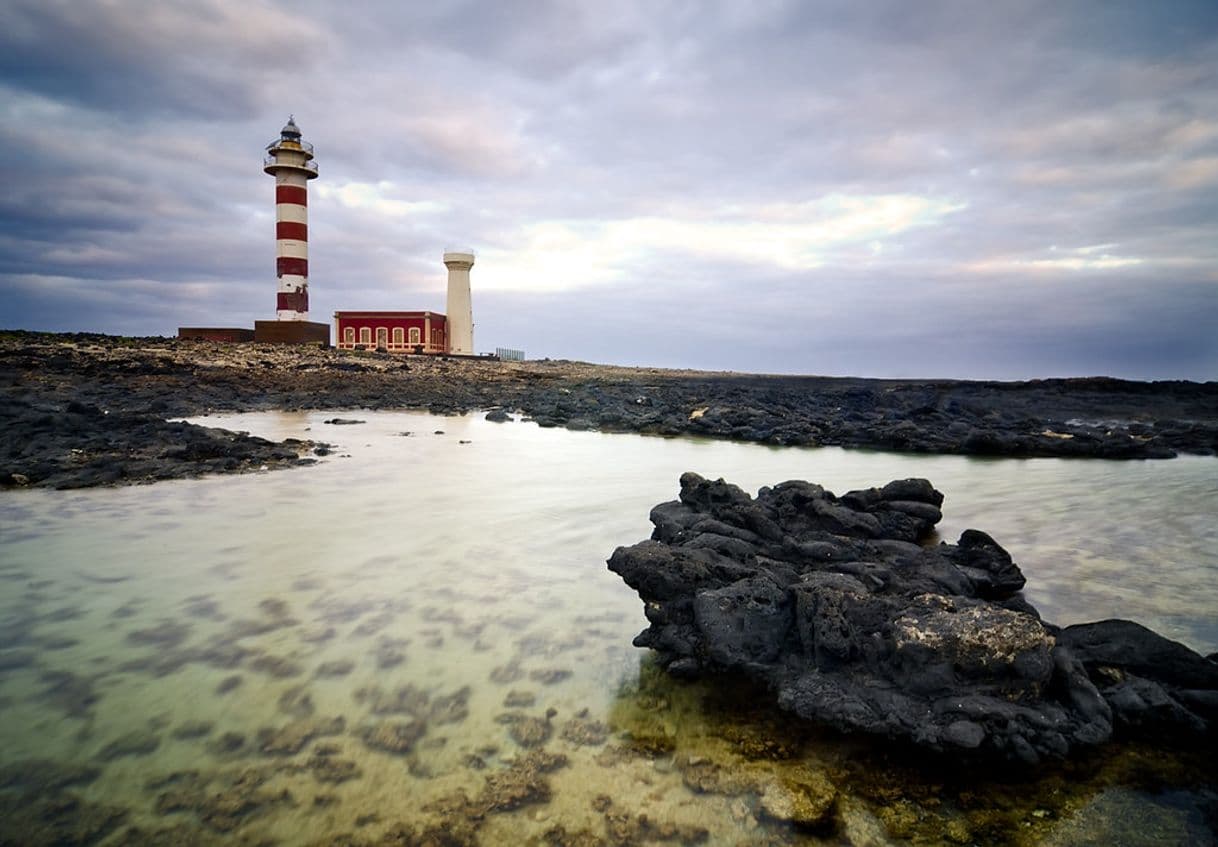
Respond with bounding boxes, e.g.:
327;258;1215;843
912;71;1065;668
608;472;1218;764
2;330;1217;488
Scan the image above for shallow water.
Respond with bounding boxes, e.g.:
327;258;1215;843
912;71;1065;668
1;410;1215;845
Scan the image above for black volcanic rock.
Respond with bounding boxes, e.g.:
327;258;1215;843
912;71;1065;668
0;396;320;489
608;473;1217;764
5;333;1218;492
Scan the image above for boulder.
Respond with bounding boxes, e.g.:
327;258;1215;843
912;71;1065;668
608;473;1217;763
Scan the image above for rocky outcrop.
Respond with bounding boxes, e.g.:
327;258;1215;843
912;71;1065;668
608;472;1218;764
0;397;324;488
4;333;1218;492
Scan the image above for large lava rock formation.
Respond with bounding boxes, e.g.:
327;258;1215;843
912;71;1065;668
608;473;1218;763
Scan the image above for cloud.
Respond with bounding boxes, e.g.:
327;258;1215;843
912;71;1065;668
0;0;326;117
0;1;1215;380
476;194;965;292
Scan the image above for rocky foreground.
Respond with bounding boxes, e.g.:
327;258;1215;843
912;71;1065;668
609;473;1218;765
2;331;1217;488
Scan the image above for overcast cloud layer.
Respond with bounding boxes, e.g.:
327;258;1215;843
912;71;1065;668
1;0;1215;379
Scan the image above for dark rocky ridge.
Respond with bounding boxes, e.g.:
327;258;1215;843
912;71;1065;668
1;396;322;489
608;472;1218;764
2;331;1217;488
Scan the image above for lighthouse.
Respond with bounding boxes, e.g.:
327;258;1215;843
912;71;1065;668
177;117;328;345
263;117;318;321
444;249;475;355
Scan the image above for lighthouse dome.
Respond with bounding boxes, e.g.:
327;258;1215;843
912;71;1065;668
280;117;302;138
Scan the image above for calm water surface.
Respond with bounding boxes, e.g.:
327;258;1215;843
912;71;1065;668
1;410;1215;845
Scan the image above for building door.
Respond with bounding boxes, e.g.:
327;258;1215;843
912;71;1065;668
376;327;388;349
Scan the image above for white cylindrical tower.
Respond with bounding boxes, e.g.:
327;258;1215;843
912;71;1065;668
263;117;319;321
443;249;475;355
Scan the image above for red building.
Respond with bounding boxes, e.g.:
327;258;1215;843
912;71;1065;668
333;311;448;353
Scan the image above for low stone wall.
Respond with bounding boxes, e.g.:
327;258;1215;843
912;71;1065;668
177;327;255;342
253;320;330;345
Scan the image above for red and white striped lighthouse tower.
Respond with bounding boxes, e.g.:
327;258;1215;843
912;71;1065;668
263;117;318;320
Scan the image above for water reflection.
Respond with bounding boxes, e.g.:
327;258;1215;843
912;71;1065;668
0;409;1214;845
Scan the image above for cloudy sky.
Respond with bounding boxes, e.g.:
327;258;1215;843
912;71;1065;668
1;1;1216;379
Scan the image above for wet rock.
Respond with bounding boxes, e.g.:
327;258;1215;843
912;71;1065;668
621;727;677;757
229;615;297;639
315;659;355;677
357;719;426;755
97;729;162;761
301;626;337;644
608;472;1216;763
351;611;396;637
490;660;524;684
39;636;80;651
247;653;305;678
105;821;229;846
152;767;295;832
756;772;838;830
256;716;345;755
305;821;480;847
0;376;321;490
503;690;536;708
529;668;573;685
307;749;363;784
430;686;471;725
206;732;246;756
560;714;610;746
278;684;316;717
593;745;644;767
0;790;127;847
36;670;100;719
171;720;214;740
111;601;142;619
43;605;83;623
372;637;408;669
0;648;37;673
194;639;251;670
258;597;292;618
215;675;243;695
541;825;606;847
126;623;192;653
1060;619;1218;740
676;755;755;796
502;708;557;748
181;596;224;621
118;649;195;678
463;753;490;770
719;717;804;761
355;683;429;716
480;749;569;813
0;610;38;647
0;758;101;791
595;794;711;844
